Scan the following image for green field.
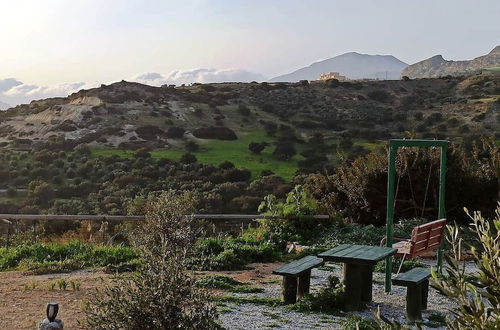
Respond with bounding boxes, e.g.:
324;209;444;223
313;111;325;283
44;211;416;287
91;130;302;180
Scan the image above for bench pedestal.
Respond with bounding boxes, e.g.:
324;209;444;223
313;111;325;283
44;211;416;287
297;270;311;300
282;276;298;304
273;256;323;304
392;268;431;322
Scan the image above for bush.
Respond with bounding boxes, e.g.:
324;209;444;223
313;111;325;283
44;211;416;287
430;205;500;329
165;126;185;138
367;90;391;103
84;191;218;329
192;235;281;270
248;142;267;155
192;126;237;140
180;153;197;164
258;185;328;245
273;142;296;160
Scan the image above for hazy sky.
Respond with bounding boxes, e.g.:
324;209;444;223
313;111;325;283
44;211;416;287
0;0;499;105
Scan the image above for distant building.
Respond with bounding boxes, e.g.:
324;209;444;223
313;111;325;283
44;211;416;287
318;72;347;81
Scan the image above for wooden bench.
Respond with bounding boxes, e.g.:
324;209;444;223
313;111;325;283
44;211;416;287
392;267;431;322
392;219;447;259
273;256;324;304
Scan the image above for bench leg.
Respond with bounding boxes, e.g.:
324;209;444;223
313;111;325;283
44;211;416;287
361;265;374;303
343;263;363;311
297;270;311;300
421;279;429;310
406;284;423;322
282;276;297;304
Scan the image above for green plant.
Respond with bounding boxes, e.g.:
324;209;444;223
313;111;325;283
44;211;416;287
430;204;500;328
258;185;326;244
289;286;345;314
57;279;68;290
70;280;81;291
84;191;218;329
341;314;380;330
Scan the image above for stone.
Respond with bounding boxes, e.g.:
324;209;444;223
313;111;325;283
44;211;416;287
39;318;64;330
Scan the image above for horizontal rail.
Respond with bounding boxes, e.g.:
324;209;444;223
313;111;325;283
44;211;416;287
0;214;330;222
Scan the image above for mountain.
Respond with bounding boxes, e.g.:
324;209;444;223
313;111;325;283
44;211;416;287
0;73;497;150
0;100;10;110
402;46;500;78
269;52;408;82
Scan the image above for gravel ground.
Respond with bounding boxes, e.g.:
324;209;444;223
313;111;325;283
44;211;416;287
219;259;478;329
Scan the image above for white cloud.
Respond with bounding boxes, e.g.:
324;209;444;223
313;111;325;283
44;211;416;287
130;68;266;86
0;81;95;109
0;68;265;109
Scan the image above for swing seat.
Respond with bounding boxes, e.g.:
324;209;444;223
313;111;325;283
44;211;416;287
392;219;447;259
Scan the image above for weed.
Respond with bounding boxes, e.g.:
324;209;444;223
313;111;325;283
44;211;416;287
57;279;68;290
70;280;81;291
194;274;264;293
340;314;380;330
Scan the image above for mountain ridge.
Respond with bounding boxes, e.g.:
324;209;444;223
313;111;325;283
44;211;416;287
402;46;500;78
270;52;408;82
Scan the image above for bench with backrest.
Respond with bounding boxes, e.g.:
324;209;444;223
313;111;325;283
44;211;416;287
392;218;447;259
273;255;324;304
392;267;431;322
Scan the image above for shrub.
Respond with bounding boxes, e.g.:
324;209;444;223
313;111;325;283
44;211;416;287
430;205;500;329
258;185;327;245
192;126;237;140
273;142;296;160
84;191;218;329
237;104;251;116
367;90;391;103
180;153;197;164
165;126;185;138
185;140;200;152
248;142;267;155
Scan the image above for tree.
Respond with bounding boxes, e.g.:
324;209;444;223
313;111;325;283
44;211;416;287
28;180;55;207
84;191;217;329
273;142;296;160
185;141;200;152
248;142;267;155
237;105;251;116
180;153;197;164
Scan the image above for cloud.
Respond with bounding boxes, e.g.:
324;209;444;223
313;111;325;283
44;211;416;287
0;68;265;108
0;100;10;110
0;78;23;92
0;81;95;109
131;68;266;86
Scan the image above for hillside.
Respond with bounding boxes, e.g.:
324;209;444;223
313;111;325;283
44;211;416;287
0;73;498;154
269;52;408;82
403;46;500;79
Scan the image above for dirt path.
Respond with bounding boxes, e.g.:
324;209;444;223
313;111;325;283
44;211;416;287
0;270;109;329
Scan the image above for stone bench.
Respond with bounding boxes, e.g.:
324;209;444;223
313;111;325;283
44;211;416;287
392;267;431;322
273;256;324;304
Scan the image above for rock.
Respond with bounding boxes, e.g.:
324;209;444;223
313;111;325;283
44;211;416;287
39;318;64;330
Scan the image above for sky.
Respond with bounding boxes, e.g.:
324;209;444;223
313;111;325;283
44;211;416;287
0;0;499;107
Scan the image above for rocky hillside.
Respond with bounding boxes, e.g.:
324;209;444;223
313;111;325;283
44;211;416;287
270;52;408;82
0;73;498;151
403;46;500;79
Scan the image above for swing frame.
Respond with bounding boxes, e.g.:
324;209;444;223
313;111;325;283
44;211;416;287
385;139;448;292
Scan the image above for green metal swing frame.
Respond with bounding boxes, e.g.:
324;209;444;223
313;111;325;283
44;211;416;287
385;139;448;292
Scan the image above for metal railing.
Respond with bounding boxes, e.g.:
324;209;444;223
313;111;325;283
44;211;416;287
0;214;330;247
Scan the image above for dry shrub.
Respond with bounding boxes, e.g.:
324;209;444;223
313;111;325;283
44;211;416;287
84;191;218;329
